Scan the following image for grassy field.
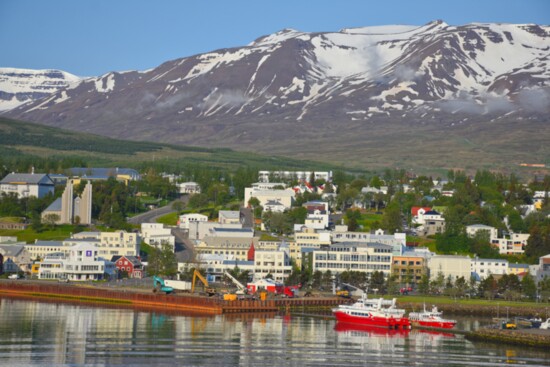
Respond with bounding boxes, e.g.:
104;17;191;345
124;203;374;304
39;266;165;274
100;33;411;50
396;295;544;308
357;212;383;231
0;225;82;243
156;212;179;226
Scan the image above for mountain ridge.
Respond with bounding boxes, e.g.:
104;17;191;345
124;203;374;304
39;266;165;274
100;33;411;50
1;21;549;171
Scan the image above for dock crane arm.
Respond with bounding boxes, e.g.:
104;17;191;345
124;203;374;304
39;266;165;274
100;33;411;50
192;270;216;296
223;271;247;294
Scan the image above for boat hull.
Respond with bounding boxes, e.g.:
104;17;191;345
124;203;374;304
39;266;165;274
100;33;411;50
411;320;456;329
333;310;411;330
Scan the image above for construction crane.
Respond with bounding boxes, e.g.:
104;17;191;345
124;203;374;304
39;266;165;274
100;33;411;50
337;283;366;298
223;271;247;295
192;269;216;296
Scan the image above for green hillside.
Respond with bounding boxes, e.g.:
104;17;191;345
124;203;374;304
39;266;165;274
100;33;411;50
0;117;348;173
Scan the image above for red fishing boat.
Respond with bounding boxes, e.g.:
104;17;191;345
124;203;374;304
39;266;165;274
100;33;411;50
332;294;411;330
408;305;456;329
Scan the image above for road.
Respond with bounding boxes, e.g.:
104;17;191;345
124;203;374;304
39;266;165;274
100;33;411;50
127;197;188;225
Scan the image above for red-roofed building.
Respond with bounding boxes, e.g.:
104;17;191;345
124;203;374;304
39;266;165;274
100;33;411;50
411;206;431;217
111;255;144;279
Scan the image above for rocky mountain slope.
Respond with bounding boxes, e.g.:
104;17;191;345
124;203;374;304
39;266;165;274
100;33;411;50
2;21;549;170
0;68;80;111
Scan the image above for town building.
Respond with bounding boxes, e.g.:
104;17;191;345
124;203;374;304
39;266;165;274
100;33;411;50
41;180;92;225
471;257;509;280
428;255;472;281
111;255;144;278
0;244;31;273
258;170;332;183
292;227;331;267
140;223;175;251
466;224;498;240
178;213;209;229
218;211;241;225
491;233;530;255
312;242;393;277
68;167;141;182
253;242;292;282
331;227;406;256
176;182;201;194
0;172;54;199
195;236;258;261
38;243;115;281
244;187;296;210
508;263;530;276
25;240;65;260
392;255;428;287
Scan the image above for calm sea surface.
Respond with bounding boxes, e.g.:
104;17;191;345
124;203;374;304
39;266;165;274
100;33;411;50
1;297;549;367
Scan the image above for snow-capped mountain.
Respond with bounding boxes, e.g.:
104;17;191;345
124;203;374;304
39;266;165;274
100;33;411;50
3;21;550;146
0;68;80;111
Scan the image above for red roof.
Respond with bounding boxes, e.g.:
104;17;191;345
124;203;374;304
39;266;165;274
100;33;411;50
411;206;431;216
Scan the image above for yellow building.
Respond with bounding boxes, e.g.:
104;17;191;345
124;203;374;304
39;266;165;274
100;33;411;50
291;227;331;268
392;255;428;286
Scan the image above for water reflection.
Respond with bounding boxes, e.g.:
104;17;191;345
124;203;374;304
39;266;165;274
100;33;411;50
0;296;549;366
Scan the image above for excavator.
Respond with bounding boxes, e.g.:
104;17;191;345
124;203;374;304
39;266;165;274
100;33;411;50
192;269;216;296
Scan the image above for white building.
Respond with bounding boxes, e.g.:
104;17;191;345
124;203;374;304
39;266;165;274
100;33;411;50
37;252;66;280
140;223;175;252
361;186;388;195
251;182;287;190
263;200;287;213
196;236;258;261
254;246;292;283
188;221;243;241
331;227;406;256
312;242;393;277
26;240;66;260
176;182;201;194
178;213;208;229
244;187;296;209
471;257;509;280
413;209;443;226
491;233;530;255
0;173;54;199
43;243;116;281
428;255;472;281
258;170;332;183
466;224;498;240
218;211;241;225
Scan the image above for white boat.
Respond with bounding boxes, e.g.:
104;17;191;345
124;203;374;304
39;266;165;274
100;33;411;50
409;305;456;329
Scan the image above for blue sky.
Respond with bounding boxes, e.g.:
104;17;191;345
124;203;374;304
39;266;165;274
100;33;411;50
1;0;549;77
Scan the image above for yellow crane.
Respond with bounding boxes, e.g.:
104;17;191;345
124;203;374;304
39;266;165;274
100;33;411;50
191;269;216;296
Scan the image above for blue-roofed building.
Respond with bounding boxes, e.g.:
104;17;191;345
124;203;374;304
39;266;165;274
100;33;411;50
68;167;141;183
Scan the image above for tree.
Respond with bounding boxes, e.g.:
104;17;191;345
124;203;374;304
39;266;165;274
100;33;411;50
345;209;361;231
172;200;184;212
147;242;177;276
417;274;430;295
521;274;537;300
381;202;402;234
369;271;385;294
43;213;60;228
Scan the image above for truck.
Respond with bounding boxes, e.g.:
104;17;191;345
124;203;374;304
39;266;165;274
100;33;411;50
153;276;192;294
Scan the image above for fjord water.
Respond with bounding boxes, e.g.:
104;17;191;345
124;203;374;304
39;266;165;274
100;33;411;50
1;297;549;367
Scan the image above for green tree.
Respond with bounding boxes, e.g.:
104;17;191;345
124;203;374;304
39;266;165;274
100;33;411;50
345;209;362;231
521;274;537;300
369;271;386;294
381;201;402;234
147;242;177;277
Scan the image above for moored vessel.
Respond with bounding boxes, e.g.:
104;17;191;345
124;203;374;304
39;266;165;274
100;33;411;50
332;293;411;330
408;305;456;329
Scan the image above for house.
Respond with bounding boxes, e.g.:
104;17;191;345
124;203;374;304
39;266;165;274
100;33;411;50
176;182;201;194
0;172;54;199
466;224;498;240
178;213;208;229
508;263;530;276
37;252;66;280
411;207;433;225
0;244;31;274
416;217;446;237
111;255;144;278
331;227;406;256
196;236;259;261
